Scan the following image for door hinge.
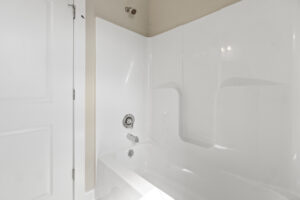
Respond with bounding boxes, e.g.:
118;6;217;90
73;89;75;100
68;4;76;20
72;168;75;181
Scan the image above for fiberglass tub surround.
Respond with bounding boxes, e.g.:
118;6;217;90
96;0;300;199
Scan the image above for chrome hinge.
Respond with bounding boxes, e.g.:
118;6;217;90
72;168;75;181
68;4;76;20
73;89;75;100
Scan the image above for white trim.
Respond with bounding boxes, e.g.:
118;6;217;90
73;0;86;200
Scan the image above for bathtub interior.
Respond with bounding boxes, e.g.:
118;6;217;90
96;145;175;200
96;0;300;199
97;144;299;200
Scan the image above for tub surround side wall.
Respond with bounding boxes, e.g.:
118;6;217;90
96;18;149;157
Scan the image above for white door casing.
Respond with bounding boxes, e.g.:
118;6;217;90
0;0;74;200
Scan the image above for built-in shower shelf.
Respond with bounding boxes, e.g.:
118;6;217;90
220;77;282;88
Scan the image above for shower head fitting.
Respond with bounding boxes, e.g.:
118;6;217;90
125;7;137;15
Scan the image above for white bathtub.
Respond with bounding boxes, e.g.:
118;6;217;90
96;143;297;200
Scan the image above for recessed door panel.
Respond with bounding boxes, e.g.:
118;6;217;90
0;0;52;100
0;0;73;200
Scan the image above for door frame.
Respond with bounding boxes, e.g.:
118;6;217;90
73;0;87;200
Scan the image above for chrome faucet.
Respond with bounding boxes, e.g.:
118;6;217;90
127;133;139;144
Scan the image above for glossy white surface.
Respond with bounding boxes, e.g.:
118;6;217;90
0;0;74;200
73;0;87;199
98;144;293;200
97;150;173;200
96;18;149;156
150;0;300;197
96;0;300;199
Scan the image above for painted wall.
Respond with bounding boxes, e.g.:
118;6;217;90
95;0;239;37
85;0;96;192
95;0;149;36
149;0;300;195
148;0;240;36
96;18;149;157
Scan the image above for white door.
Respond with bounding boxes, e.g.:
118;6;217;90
0;0;74;200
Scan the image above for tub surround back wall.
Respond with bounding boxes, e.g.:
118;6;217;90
149;0;300;195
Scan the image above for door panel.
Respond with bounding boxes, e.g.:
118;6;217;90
0;0;74;200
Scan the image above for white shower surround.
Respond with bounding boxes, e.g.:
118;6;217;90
96;18;150;157
96;0;300;199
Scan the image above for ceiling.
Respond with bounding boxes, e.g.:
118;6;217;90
95;0;240;37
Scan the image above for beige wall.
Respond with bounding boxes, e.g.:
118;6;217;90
85;0;96;192
148;0;240;36
94;0;240;37
95;0;149;36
